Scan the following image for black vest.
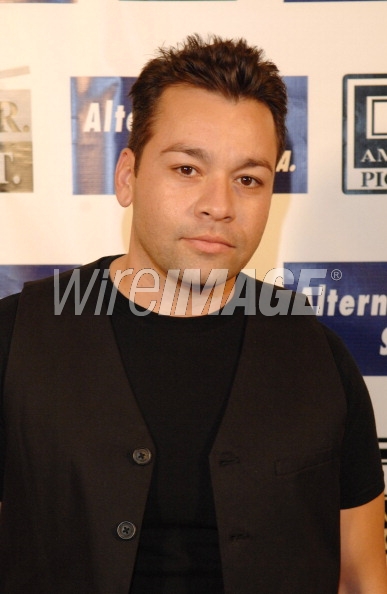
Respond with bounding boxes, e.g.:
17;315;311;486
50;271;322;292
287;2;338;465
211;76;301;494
0;260;347;593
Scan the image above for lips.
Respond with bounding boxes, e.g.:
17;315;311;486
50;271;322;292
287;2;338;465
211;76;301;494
183;235;234;254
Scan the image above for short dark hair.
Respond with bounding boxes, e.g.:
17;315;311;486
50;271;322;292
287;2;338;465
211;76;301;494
128;34;287;171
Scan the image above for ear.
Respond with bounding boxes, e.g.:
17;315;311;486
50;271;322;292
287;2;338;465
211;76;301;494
115;148;136;207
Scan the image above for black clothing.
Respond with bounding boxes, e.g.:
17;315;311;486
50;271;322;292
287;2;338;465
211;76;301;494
109;272;245;592
0;259;384;594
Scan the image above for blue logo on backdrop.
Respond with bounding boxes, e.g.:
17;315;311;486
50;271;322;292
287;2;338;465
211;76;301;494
274;76;308;194
284;262;387;376
71;77;136;195
0;265;76;299
343;75;387;194
71;75;307;195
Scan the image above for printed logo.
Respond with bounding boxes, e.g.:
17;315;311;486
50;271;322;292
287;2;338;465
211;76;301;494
71;77;135;195
284;262;387;376
343;75;387;194
0;265;76;299
0;89;33;193
274;76;308;194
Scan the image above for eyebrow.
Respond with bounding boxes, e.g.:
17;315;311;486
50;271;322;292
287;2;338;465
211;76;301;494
161;144;211;163
238;158;274;174
160;143;274;174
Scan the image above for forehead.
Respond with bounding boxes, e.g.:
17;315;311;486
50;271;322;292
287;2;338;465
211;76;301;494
148;85;278;163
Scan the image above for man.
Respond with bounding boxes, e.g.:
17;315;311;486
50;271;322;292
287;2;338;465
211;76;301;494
0;35;386;593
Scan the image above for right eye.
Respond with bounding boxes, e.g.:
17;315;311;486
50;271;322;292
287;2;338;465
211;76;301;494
175;166;198;177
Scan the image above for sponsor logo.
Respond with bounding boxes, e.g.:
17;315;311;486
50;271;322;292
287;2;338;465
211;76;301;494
0;89;33;193
0;265;76;299
71;77;135;195
71;75;307;195
343;75;387;194
284;262;387;376
274;76;308;194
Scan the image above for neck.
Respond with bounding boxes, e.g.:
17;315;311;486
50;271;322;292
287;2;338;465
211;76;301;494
109;255;236;317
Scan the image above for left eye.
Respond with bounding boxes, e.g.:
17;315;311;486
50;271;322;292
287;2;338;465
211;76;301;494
237;176;260;187
177;166;196;176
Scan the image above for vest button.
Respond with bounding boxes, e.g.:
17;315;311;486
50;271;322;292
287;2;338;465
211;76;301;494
132;448;152;465
117;521;136;540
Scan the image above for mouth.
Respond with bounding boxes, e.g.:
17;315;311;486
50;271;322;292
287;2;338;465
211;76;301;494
183;235;235;254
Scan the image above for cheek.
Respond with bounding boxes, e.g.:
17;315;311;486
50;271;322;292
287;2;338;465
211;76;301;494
244;201;271;229
241;206;271;250
133;195;178;245
139;177;183;218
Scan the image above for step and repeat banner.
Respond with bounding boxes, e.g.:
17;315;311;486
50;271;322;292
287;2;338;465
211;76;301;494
1;0;387;545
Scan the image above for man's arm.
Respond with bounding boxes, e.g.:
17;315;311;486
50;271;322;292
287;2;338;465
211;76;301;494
338;492;387;593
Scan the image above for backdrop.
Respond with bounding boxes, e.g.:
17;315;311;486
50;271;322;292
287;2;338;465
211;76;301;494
1;0;387;549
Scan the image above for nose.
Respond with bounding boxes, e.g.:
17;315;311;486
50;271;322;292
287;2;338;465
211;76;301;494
194;175;235;222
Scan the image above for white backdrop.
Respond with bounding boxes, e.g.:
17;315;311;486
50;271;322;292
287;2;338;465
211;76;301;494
1;0;387;544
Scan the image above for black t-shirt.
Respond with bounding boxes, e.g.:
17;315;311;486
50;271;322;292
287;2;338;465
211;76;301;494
108;272;246;593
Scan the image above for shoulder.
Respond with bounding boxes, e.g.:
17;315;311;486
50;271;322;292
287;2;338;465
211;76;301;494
14;257;119;315
20;257;113;295
318;323;369;399
0;256;115;348
249;276;369;390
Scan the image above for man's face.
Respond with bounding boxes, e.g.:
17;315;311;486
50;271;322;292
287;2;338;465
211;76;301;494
117;85;278;285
